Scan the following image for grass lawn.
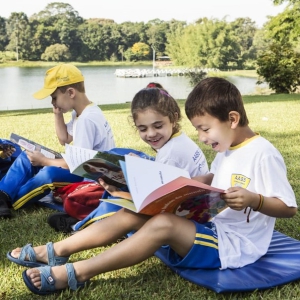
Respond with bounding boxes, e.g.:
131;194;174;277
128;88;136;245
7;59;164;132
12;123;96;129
0;93;300;299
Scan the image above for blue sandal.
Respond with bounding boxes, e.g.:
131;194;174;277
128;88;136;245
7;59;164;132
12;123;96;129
22;263;86;295
7;242;69;268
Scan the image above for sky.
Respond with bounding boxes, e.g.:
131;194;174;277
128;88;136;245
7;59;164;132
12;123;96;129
1;0;287;27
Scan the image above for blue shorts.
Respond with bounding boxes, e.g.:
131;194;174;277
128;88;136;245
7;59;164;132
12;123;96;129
165;221;221;269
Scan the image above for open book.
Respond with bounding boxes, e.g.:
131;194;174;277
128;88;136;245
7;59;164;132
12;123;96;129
101;155;227;223
10;133;62;159
62;144;127;188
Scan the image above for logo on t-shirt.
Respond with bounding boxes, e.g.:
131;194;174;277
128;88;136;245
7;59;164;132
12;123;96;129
231;174;251;188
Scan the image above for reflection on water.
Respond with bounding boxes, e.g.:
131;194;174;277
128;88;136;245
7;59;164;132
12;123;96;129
0;66;268;111
227;76;268;95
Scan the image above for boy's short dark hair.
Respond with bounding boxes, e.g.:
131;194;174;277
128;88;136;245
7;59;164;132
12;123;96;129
185;77;249;126
58;82;85;93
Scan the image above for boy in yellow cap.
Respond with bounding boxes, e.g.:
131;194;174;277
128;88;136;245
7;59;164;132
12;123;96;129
0;64;115;217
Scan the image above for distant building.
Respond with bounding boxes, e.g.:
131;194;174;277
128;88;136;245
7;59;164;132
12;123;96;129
155;56;172;67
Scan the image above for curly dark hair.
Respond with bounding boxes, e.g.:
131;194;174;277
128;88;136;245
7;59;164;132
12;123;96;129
130;88;182;134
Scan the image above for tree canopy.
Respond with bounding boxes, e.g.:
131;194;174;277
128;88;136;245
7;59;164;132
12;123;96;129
1;1;300;94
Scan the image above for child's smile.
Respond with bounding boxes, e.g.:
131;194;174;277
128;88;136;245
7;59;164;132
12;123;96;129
134;109;175;150
190;113;233;153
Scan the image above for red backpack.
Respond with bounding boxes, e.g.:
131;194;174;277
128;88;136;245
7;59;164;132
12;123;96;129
53;181;104;220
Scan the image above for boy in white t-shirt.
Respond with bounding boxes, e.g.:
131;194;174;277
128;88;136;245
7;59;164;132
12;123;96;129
0;64;115;215
186;77;297;268
8;77;297;295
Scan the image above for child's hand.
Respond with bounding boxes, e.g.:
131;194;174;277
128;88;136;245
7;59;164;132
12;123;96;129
99;179;132;200
0;145;16;159
128;152;139;157
98;179;120;195
52;105;63;115
221;187;259;211
26;150;46;166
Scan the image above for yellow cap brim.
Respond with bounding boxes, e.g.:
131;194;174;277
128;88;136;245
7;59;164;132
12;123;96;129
33;87;57;100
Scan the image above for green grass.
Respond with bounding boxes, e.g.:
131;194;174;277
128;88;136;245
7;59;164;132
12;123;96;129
0;94;300;299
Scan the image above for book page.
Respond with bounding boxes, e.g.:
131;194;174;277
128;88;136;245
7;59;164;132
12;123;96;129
124;155;190;211
100;198;137;212
71;157;127;188
63;144;97;172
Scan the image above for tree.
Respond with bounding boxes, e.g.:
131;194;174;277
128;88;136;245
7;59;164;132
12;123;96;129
41;43;71;61
146;19;170;57
30;2;84;60
228;18;257;69
266;4;300;44
273;0;299;4
124;42;150;61
5;12;31;60
0;17;8;51
131;42;150;60
166;18;242;69
256;42;300;93
77;20;117;61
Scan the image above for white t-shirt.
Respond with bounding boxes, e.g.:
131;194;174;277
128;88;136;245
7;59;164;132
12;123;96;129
155;132;209;177
210;135;296;269
66;103;115;151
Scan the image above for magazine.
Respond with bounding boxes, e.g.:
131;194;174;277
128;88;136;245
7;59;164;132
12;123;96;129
101;156;227;223
10;133;62;159
61;144;127;188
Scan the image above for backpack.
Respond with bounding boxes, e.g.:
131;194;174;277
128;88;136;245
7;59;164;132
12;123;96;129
53;148;154;221
0;139;22;179
53;181;104;220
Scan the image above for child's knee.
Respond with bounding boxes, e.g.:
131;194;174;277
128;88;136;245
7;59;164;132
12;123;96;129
35;166;58;181
147;213;175;232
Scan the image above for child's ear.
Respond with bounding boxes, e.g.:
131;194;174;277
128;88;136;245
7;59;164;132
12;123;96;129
67;87;76;98
228;111;240;129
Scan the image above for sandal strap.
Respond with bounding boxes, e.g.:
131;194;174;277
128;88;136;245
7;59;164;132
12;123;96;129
66;263;80;291
19;244;36;263
39;266;56;293
26;264;86;294
46;242;69;266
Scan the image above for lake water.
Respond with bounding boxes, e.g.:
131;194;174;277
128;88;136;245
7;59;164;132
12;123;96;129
0;66;266;111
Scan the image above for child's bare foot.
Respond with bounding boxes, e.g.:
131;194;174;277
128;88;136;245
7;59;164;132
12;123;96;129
7;242;69;267
23;264;85;295
26;266;68;290
11;245;48;264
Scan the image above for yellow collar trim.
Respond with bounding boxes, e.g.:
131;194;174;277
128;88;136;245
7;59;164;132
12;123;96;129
171;131;181;139
229;133;260;150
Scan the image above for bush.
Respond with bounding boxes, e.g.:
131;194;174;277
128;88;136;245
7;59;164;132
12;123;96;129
41;44;72;62
256;43;300;94
184;68;207;86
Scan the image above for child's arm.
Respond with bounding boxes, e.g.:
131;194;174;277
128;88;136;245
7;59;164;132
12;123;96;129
26;151;69;168
192;173;214;185
222;187;297;218
53;106;73;146
98;179;132;200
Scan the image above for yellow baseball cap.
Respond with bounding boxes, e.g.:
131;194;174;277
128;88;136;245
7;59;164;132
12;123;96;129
33;64;85;100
